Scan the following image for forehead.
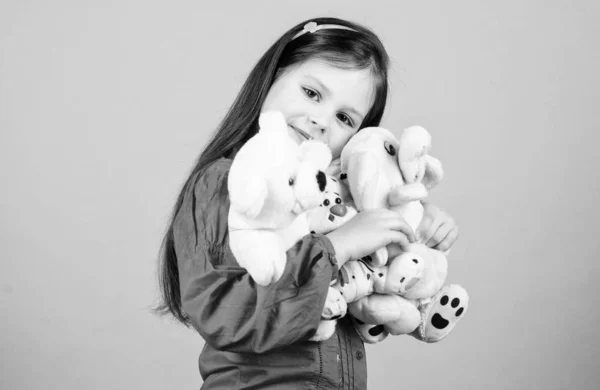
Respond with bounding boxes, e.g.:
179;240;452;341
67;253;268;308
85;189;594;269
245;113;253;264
283;59;376;115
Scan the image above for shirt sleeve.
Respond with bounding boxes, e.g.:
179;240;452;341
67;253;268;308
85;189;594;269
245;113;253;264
174;158;339;354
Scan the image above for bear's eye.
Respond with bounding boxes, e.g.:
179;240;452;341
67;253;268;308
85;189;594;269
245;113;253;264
323;199;330;206
384;141;396;156
335;198;342;204
289;177;295;186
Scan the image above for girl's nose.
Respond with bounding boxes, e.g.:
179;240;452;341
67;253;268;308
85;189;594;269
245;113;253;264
307;115;330;138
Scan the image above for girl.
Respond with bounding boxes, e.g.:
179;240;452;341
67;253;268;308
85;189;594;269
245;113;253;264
157;17;459;390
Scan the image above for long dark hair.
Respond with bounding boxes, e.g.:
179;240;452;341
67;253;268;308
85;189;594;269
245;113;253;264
155;17;390;325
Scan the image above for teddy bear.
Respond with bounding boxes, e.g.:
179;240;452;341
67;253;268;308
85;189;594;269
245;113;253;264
227;110;333;286
335;125;470;343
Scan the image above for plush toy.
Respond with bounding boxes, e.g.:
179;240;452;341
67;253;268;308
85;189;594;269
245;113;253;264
227;111;332;286
305;174;358;341
305;167;442;343
336;125;469;343
306;174;356;235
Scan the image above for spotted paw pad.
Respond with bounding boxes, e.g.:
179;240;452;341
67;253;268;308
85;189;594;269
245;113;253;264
419;284;469;342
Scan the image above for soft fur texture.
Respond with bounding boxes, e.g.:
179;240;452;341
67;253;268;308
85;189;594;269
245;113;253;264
336;125;469;344
227;111;332;286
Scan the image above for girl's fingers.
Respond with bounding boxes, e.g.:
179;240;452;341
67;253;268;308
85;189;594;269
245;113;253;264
417;214;432;241
376;210;416;242
425;222;453;249
421;216;442;245
390;231;411;251
435;226;459;252
394;220;416;243
386;244;403;259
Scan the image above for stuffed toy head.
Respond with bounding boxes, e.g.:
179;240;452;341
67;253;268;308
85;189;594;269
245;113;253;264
228;111;332;226
390;243;448;300
306;174;357;235
340;126;443;215
340;127;403;211
227;111;332;286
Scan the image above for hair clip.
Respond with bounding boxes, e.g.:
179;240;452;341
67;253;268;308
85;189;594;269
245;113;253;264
292;21;357;40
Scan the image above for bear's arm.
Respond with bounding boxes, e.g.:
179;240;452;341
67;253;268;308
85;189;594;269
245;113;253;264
174;158;339;353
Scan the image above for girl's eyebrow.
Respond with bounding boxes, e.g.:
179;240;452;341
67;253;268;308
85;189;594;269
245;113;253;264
344;107;365;123
306;75;331;95
305;75;366;122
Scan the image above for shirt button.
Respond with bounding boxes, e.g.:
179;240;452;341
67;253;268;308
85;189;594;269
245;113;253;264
356;351;364;360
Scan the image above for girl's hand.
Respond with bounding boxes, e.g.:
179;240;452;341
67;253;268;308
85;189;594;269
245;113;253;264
326;209;416;266
417;202;459;252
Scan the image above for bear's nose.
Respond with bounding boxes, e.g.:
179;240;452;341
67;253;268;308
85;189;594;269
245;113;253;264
316;171;326;192
330;204;347;217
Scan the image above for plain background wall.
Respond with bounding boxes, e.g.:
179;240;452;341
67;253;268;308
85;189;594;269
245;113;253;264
1;0;599;389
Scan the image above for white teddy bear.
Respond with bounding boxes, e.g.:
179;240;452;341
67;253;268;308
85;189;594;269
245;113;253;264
227;111;332;286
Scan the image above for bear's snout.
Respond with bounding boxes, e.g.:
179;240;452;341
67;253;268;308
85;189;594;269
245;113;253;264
316;171;326;192
330;204;347;217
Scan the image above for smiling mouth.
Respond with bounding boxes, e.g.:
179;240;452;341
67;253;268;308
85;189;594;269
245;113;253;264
290;125;313;141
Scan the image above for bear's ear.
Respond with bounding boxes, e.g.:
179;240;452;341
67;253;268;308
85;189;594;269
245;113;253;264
422;155;443;190
298;140;332;170
258;110;287;138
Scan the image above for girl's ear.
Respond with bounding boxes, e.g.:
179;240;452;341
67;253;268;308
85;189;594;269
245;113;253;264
421;155;444;190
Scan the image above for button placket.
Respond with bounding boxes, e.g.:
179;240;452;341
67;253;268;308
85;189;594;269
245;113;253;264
337;327;345;389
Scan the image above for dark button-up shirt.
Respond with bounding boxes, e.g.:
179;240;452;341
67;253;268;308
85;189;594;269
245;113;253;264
173;157;367;389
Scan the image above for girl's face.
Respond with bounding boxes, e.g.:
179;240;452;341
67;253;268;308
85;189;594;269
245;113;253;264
261;59;376;159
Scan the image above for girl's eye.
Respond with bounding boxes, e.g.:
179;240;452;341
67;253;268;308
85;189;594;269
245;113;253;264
337;113;354;127
303;87;319;101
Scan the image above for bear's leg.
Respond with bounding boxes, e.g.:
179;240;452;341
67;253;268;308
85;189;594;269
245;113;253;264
412;284;469;343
